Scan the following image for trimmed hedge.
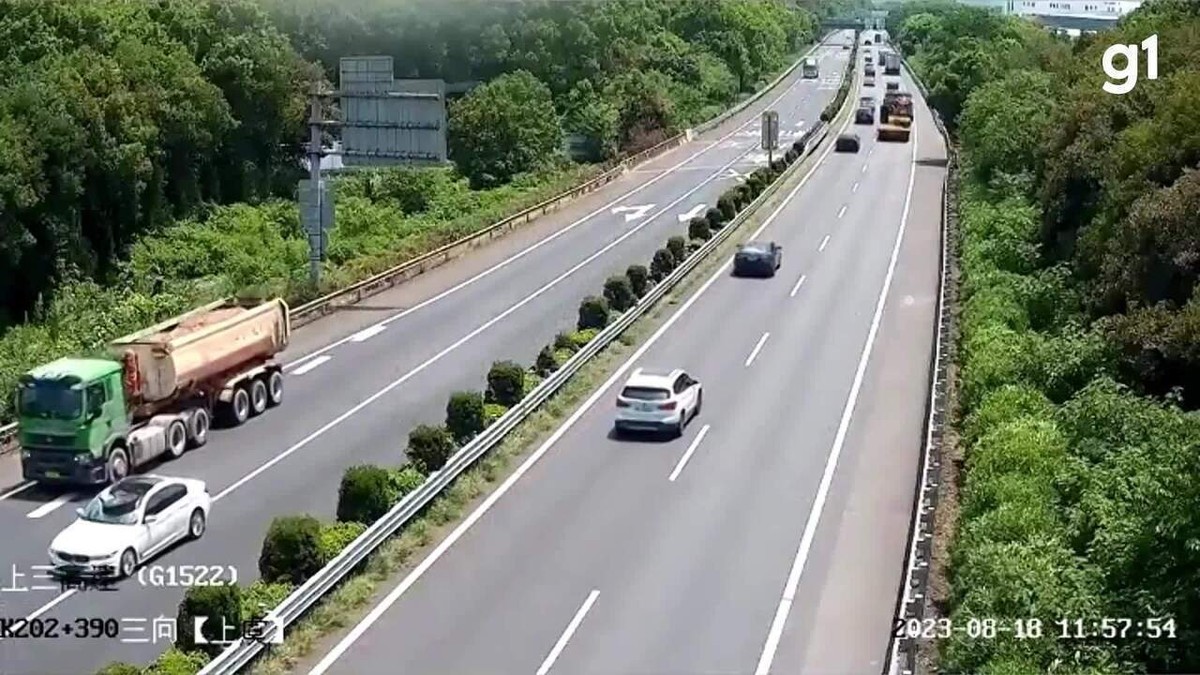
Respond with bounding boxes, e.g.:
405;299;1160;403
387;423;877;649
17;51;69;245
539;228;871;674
175;584;241;655
446;390;486;444
486;360;527;406
650;248;675;281
336;464;395;524
577;294;610;330
666;235;687;262
626;264;650;296
688;216;711;240
603;275;636;312
407;423;457;472
259;515;325;586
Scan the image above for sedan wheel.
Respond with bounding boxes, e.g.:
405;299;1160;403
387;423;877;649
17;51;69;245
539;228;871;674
188;509;207;540
119;548;138;579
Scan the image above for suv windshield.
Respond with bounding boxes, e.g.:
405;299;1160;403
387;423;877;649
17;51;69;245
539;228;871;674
78;480;156;525
621;386;670;401
16;379;83;420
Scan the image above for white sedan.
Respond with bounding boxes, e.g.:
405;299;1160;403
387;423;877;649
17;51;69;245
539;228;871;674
49;475;210;579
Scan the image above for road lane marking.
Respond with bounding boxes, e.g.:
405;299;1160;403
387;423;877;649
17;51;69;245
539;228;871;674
676;204;707;222
861;162;868;173
745;332;771;367
292;355;332;375
304;96;851;675
753;115;919;675
535;589;600;675
349;325;386;342
26;493;76;519
837;205;847;219
790;275;808;298
0;481;35;502
611;204;656;222
818;235;830;252
282;47;831;374
669;425;711;482
0;588;76;643
852;181;859;193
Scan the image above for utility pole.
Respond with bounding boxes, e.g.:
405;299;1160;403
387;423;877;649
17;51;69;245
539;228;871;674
301;85;337;287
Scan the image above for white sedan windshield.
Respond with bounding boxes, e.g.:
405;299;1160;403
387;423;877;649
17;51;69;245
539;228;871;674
79;491;141;525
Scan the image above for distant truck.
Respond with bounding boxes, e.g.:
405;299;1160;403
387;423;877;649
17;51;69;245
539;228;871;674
16;298;290;485
883;51;901;76
878;91;913;142
801;57;819;78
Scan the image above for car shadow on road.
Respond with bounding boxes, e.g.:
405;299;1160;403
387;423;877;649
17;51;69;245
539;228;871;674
606;428;677;444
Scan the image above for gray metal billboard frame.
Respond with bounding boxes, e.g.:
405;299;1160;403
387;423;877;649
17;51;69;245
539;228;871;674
338;56;448;166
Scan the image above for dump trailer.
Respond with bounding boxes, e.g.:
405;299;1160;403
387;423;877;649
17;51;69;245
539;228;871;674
878;91;913;142
16;298;290;485
883;51;901;76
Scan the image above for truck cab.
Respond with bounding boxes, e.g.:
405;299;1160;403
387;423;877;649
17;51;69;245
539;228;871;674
17;358;129;485
801;57;819;79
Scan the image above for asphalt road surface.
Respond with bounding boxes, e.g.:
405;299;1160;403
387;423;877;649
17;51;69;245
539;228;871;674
0;34;856;674
304;54;949;675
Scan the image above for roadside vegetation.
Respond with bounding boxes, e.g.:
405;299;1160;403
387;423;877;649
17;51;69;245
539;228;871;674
889;0;1200;672
0;0;822;424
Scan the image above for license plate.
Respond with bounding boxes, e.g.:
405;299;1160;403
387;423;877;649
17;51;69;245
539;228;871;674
45;471;60;478
639;402;655;411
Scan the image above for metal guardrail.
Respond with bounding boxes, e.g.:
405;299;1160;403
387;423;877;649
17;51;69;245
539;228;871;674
0;41;837;454
197;86;856;675
884;58;958;675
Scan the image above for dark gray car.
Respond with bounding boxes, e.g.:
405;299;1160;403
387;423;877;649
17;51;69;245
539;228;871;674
733;241;782;277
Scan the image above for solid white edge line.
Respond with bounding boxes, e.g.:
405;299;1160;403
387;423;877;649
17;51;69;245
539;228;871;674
305;90;850;675
753;123;919;675
535;589;600;675
790;275;808;298
283;46;833;373
818;235;830;252
0;481;35;502
291;355;332;376
744;332;771;367
668;424;711;482
26;493;75;519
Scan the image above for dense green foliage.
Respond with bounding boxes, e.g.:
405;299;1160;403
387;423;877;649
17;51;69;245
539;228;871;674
174;584;242;656
264;0;816;160
896;1;1200;671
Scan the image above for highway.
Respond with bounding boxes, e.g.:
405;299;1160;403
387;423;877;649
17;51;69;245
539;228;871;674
0;34;855;674
301;46;949;675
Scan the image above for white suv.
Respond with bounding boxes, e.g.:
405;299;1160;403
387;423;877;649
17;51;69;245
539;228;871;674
614;368;703;437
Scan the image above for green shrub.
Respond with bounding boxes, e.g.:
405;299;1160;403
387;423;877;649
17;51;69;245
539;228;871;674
666;235;687;262
820;107;831;122
716;194;737;221
96;664;142;675
603;275;636;312
486;360;526;405
577;295;610;330
407;423;457;472
785;148;799;163
445;390;486;444
650;248;675;281
336;464;396;524
566;328;598;349
770;158;786;173
175;583;241;655
388;465;426;495
318;521;367;564
483;403;508;426
962;384;1054;448
735;184;753;205
239;579;295;622
535;344;559;376
626;264;650;297
258;515;324;586
705;207;725;230
792;139;805;154
688;216;711;240
144;648;211;675
553;331;578;351
553;347;574;366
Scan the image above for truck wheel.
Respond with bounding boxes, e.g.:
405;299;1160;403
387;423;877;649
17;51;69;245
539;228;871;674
165;420;187;459
266;371;284;408
222;387;251;427
107;448;130;484
249;379;268;416
187;408;210;449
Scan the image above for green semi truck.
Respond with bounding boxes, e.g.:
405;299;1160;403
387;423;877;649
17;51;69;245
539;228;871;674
15;298;290;486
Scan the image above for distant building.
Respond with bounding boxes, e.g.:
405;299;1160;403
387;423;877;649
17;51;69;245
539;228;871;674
956;0;1144;34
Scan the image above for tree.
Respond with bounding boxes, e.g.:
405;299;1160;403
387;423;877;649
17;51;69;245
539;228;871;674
448;70;563;188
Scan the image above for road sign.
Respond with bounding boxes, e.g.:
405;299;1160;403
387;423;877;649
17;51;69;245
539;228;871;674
338;56;448;167
761;110;780;152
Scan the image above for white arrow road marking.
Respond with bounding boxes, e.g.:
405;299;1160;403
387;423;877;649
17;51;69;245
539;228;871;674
610;204;656;222
745;152;771;164
717;140;743;150
676;204;707;223
723;168;749;182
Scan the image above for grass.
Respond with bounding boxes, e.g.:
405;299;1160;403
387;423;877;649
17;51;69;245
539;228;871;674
245;81;856;675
